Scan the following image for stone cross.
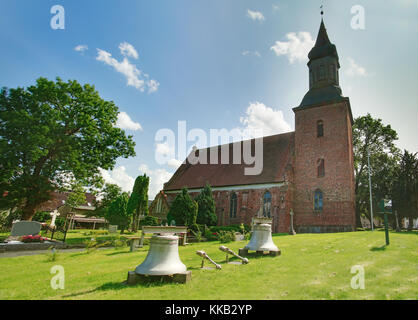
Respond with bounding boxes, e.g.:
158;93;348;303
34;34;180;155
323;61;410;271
50;210;60;228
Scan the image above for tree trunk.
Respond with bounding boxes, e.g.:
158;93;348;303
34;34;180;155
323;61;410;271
21;204;37;221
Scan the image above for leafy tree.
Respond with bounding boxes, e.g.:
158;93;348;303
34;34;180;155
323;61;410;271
66;184;87;210
195;182;217;226
127;174;149;232
167;188;198;230
0;78;135;220
353;114;399;228
92;183;124;218
105;193;130;233
392;150;418;231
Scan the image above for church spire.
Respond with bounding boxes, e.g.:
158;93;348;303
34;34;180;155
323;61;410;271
297;16;345;108
308;18;338;62
314;19;331;48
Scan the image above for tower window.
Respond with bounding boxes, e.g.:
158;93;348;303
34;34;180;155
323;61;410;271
314;189;323;211
319;65;325;80
317;120;324;137
330;64;336;80
263;191;272;218
317;159;325;177
230;193;237;218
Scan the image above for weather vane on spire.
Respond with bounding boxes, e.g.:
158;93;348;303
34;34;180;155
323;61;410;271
320;5;324;16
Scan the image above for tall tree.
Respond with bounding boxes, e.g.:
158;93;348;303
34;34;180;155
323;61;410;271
353;114;399;228
195;183;217;226
392;150;418;231
105;193;130;234
167;188;198;230
0;78;135;220
127;174;149;232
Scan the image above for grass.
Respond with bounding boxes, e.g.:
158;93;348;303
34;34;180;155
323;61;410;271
0;231;417;300
64;229;142;246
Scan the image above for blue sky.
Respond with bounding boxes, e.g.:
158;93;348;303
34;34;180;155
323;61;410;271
1;0;417;198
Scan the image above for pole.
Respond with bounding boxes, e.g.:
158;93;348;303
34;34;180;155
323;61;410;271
367;148;374;231
384;213;390;245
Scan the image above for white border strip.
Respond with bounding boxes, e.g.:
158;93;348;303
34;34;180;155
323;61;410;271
164;182;287;194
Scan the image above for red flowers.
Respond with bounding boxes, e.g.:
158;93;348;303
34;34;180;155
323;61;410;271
20;235;48;243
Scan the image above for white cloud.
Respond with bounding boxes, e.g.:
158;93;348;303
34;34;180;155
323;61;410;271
272;5;280;12
74;45;88;53
96;44;159;93
138;164;173;199
96;49;145;91
99;166;135;193
147;79;160;93
155;142;173;157
346;57;368;77
247;9;265;21
119;42;139;59
270;32;314;63
155;142;182;170
116;111;142;131
242;50;261;57
239;102;292;137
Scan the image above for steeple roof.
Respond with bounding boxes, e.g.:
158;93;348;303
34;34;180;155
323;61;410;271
314;19;331;47
308;19;339;62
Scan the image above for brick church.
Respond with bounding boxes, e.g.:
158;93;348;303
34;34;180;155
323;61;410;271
158;18;356;233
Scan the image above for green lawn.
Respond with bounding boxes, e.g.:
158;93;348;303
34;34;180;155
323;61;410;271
0;231;417;300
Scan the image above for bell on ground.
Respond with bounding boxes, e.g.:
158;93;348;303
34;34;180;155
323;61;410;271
135;234;187;276
244;223;279;252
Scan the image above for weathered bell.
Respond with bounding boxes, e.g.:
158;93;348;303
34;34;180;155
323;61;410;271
135;234;187;276
244;223;279;252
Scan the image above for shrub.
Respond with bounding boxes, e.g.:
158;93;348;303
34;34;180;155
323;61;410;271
218;231;236;243
139;216;159;227
195;183;217;226
209;224;250;234
167;188;198;228
204;230;219;241
33;211;51;223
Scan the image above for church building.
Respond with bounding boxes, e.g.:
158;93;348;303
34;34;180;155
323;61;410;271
159;18;356;233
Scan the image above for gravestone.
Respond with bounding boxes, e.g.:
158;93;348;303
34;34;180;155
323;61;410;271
10;221;42;237
108;225;118;234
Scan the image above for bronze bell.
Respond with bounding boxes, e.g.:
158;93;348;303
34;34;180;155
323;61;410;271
135;234;187;276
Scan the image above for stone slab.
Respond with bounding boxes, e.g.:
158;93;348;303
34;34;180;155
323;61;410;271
0;242;67;252
10;221;41;237
239;248;281;257
127;270;191;285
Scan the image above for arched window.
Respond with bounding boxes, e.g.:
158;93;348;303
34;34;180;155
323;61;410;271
317;158;325;177
263;191;272;218
317;120;324;137
230;193;237;218
314;189;323;211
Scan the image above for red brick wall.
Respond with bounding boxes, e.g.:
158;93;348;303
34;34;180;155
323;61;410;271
165;184;292;233
293;101;356;232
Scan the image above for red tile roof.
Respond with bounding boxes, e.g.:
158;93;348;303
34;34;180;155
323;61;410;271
37;191;96;212
164;132;294;191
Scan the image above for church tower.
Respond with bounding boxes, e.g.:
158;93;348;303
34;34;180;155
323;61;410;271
292;18;356;233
